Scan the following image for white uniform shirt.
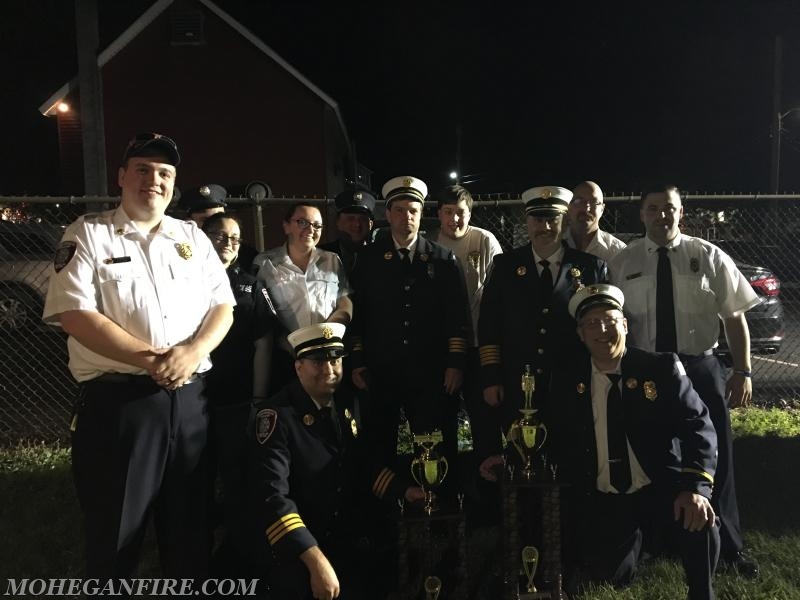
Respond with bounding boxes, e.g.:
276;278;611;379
434;226;503;345
253;245;350;332
43;208;235;382
609;234;759;355
566;228;627;263
589;360;650;494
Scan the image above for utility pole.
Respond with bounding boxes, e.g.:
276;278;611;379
770;35;783;194
75;0;107;195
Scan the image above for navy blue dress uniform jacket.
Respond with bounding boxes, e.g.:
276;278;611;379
478;242;607;412
349;235;471;378
247;380;409;562
206;266;277;406
550;346;717;498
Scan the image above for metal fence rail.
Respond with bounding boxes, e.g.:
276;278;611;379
1;194;798;444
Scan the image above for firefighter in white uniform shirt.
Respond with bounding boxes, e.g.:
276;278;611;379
609;184;760;579
43;133;235;584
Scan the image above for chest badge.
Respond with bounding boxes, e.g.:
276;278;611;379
516;266;527;276
303;414;315;426
570;266;584;291
350;419;358;438
626;378;638;389
468;251;481;270
690;257;699;273
643;380;658;401
577;382;586;394
384;251;393;260
175;242;193;260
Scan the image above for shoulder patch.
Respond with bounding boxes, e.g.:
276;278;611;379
255;408;278;444
53;241;77;273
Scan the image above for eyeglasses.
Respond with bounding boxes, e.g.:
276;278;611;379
571;198;604;209
208;233;242;247
294;218;324;231
580;316;622;330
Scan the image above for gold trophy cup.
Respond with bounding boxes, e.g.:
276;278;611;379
410;431;449;515
424;575;442;600
507;364;548;479
521;546;540;593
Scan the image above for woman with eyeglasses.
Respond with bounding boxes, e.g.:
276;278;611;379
201;212;277;577
253;202;352;393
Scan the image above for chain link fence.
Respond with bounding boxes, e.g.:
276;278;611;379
1;194;799;444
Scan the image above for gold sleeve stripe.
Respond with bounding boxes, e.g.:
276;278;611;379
266;513;304;539
267;520;306;545
681;468;714;484
448;338;467;353
479;345;501;365
372;467;395;498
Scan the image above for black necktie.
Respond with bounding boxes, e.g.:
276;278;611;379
320;404;341;444
605;374;631;494
656;247;678;353
399;248;411;268
539;259;553;303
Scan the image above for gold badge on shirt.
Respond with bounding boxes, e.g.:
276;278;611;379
516;266;527;276
468;251;481;270
570;267;584;291
626;378;638;389
303;414;315;426
643;380;657;401
175;242;193;260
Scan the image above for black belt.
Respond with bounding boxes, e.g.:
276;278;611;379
90;372;204;385
678;349;715;363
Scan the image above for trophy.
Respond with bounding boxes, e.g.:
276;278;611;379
521;546;539;594
507;364;548;479
410;431;449;515
424;575;442;600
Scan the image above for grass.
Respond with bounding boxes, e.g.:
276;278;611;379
1;408;799;599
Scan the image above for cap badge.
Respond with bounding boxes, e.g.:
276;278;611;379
175;242;193;260
570;267;582;278
303;414;315;426
516;266;527;276
403;177;413;187
643;380;657;401
577;382;586;394
255;408;277;444
354;192;362;200
321;325;334;339
542;189;553;199
199;186;211;197
626;378;638;389
384;251;393;260
690;257;699;273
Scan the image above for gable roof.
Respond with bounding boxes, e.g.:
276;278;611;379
39;0;349;146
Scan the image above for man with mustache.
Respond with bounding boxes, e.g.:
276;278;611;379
609;185;761;578
566;180;626;263
477;186;607;480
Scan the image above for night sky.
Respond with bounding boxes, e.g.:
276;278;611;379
3;0;800;196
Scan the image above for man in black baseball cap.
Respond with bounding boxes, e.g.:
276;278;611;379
319;188;376;274
180;184;228;227
122;132;180;166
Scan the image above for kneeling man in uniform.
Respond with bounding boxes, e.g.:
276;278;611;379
248;323;423;600
551;284;720;600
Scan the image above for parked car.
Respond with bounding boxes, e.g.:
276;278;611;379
0;220;63;332
715;260;784;359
